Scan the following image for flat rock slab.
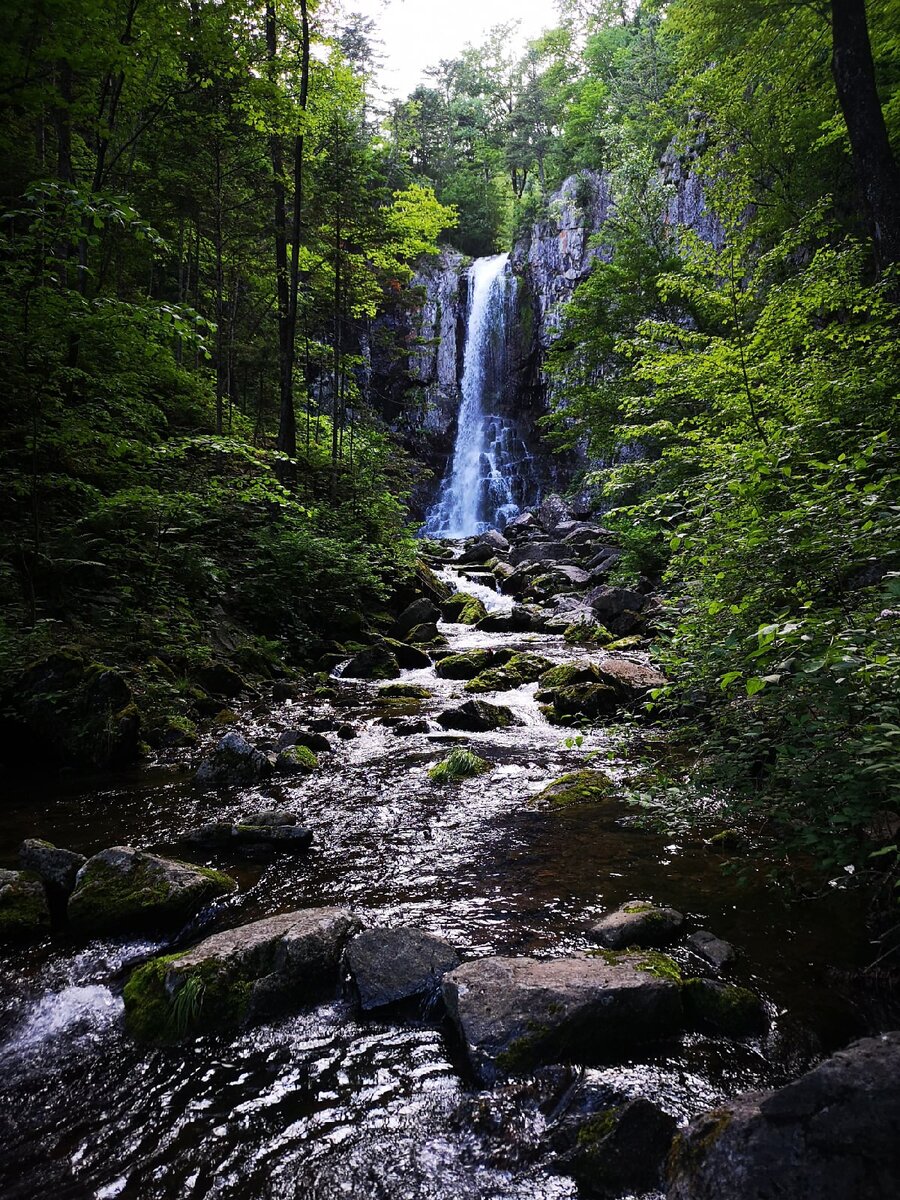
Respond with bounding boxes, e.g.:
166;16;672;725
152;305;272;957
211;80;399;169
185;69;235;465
124;906;361;1041
668;1032;900;1200
589;902;684;949
346;927;460;1011
68;846;236;936
442;954;683;1084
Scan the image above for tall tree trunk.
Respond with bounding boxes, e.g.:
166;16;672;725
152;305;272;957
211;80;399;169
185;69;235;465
266;1;294;469
831;0;900;272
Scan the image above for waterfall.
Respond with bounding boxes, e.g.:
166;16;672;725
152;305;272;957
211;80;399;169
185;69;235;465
424;254;529;538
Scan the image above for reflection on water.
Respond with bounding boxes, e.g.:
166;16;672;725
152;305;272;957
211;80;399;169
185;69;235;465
0;564;873;1199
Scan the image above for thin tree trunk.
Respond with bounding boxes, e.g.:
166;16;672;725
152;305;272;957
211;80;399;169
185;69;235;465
831;0;900;272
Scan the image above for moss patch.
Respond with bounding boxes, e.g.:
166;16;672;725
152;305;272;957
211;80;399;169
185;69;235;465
378;683;432;699
278;744;319;772
588;947;683;983
464;652;553;694
531;769;616;808
123;952;253;1043
429;747;491;784
434;650;493;680
682;978;766;1035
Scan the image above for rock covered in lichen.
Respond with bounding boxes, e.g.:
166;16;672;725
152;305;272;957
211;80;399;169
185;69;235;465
123;906;361;1041
434;649;494;679
440;592;489;625
667;1033;900;1200
0;868;50;939
442;953;683;1084
589;901;684;950
67;846;235;937
275;743;319;774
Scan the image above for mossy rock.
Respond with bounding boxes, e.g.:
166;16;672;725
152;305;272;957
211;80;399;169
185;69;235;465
441;593;489;625
123;952;253;1043
0;868;50;940
532;769;616;808
429;746;491;784
588;947;684;985
563;622;613;646
682;978;768;1036
538;661;601;691
605;635;644;651
275;744;319;774
464;652;554;694
378;683;432;700
565;1099;677;1198
434;650;494;680
545;683;619;722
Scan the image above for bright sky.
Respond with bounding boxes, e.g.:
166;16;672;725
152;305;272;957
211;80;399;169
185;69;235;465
347;0;558;98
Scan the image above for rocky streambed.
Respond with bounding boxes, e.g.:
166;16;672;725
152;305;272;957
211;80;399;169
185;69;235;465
0;508;897;1199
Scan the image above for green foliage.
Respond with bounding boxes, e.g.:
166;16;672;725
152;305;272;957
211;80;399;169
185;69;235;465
428;746;491;784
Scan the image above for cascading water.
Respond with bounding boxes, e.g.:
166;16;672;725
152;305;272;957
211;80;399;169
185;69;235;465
425;254;530;537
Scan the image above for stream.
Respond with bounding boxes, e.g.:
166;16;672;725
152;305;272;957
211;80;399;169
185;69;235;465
0;562;876;1200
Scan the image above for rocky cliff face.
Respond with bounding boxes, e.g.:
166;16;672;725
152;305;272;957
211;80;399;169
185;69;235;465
372;159;721;517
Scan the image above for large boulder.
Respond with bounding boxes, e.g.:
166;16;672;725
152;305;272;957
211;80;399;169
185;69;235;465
681;978;768;1036
342;644;401;680
191;661;248;699
434;649;494;680
123;906;361;1041
535;493;572;533
531;770;616;808
589;901;684;950
67;847;236;937
594;656;666;703
543;682;619;722
476;604;548;634
382;638;431;669
508;542;573;567
195;731;274;786
345;927;460;1011
667;1033;900;1200
436;698;518;732
0;868;50;939
440;592;489;625
442;954;683;1084
688;929;736;971
19;838;86;897
585;586;647;624
457;530;510;563
465;652;554;694
392;597;441;638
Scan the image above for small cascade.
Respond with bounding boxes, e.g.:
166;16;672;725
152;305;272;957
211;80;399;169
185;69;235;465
424;254;532;537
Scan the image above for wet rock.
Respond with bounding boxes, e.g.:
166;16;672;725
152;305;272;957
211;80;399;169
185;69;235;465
667;1033;900;1200
504;510;537;539
531;770;616;807
476;604;549;634
275;744;319;774
19;838;86;897
436;698;518;732
544;682;619;722
276;729;331;753
391;718;430;737
308;716;339;731
440;592;489;624
563;621;613;646
184;820;313;856
589;901;684;949
535;493;572;532
392;597;441;638
346;927;460;1011
337;723;357;740
378;682;432;700
382;638;431;669
272;680;299;702
594;656;666;703
434;649;494;680
508;542;573;567
0;868;50;939
546;563;592;588
192;661;248;699
442;954;683;1084
682;978;768;1036
68;846;236;936
557;1098;677;1198
465;652;554;693
196;732;274;786
688;929;736;971
342;644;401;680
538;661;602;690
457;530;510;563
242;809;298;826
585;585;647;618
123;907;361;1041
404;621;442;644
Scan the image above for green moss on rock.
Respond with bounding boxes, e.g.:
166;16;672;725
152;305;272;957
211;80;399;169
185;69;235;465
278;744;319;772
682;978;767;1035
464;652;553;694
531;769;616;807
434;650;493;680
429;746;491;784
123;953;252;1043
441;592;489;625
378;683;432;699
0;869;50;939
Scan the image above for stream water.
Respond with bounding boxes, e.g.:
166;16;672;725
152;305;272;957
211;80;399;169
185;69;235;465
0;563;876;1200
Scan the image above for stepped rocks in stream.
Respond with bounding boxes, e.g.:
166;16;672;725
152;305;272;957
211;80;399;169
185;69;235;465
434;649;494;679
124;907;361;1041
0;868;50;939
464;652;554;693
67;847;236;937
19;838;86;898
196;731;274;786
342;643;401;680
381;638;431;669
476;604;548;634
442;954;683;1084
589;901;684;950
436;698;518;732
667;1033;900;1200
184;811;313;857
346;927;460;1011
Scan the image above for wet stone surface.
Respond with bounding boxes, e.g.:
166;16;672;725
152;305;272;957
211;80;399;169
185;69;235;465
0;557;879;1199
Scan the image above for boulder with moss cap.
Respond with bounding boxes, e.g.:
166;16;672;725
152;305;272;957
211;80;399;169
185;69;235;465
123;906;360;1041
589;901;684;950
67;846;236;936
